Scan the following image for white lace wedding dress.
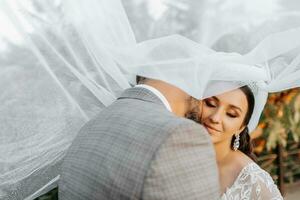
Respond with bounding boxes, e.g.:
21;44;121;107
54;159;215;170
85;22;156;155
221;162;283;200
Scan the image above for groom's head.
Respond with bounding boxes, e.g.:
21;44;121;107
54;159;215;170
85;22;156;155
136;76;202;122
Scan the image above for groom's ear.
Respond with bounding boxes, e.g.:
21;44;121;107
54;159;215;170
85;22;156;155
197;99;203;123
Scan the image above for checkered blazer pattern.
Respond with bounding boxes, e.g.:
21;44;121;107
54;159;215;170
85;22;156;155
59;87;219;200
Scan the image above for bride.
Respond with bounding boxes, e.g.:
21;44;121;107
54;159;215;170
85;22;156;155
1;0;300;199
199;84;283;199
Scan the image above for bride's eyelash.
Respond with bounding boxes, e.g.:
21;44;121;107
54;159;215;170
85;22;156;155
227;113;238;118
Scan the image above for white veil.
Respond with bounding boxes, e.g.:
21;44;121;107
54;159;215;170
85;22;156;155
1;0;300;199
1;0;132;199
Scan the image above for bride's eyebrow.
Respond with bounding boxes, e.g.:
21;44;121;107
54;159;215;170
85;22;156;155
213;96;242;112
229;104;242;113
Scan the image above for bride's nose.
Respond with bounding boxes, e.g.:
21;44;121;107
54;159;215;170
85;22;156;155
209;109;222;124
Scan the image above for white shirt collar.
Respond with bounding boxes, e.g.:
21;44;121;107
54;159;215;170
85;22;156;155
135;84;172;112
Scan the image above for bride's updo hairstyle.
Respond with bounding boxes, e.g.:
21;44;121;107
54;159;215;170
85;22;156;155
231;85;257;161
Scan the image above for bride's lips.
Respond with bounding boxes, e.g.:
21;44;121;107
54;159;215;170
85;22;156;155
203;123;221;134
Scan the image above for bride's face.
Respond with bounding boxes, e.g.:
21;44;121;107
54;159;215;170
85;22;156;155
200;88;248;144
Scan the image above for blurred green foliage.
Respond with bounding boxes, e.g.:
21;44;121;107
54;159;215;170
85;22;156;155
254;89;300;186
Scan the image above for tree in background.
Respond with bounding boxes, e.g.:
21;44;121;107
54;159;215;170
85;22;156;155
252;88;300;185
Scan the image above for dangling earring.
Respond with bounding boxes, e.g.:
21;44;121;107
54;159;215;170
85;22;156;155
233;133;240;151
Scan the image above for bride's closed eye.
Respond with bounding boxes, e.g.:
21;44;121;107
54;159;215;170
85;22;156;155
227;112;238;118
205;99;239;119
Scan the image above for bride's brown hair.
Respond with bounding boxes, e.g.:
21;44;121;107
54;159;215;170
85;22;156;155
230;86;257;161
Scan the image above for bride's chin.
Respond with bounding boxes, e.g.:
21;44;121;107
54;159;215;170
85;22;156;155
206;131;222;144
209;135;218;144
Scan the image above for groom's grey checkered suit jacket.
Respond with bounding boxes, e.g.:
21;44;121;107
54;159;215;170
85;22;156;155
59;87;219;200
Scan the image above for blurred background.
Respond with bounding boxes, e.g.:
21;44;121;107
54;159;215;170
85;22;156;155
0;0;299;199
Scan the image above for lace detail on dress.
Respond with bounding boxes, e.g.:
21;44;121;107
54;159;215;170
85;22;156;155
220;162;283;200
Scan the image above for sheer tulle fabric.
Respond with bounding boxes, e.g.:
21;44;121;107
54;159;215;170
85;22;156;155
0;0;130;199
0;0;300;199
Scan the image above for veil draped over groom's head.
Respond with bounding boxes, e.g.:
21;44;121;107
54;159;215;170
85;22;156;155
63;0;300;131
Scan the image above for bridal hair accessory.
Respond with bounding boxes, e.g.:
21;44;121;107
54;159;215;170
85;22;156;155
233;133;240;151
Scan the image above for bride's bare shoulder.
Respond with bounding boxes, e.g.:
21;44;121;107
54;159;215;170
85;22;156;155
219;151;254;193
222;150;253;172
234;150;254;167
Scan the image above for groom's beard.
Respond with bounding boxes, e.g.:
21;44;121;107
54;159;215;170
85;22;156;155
185;97;202;124
185;108;201;123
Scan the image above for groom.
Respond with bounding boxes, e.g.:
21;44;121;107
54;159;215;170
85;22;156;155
59;76;219;199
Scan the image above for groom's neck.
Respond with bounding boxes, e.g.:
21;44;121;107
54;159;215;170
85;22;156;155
142;79;191;117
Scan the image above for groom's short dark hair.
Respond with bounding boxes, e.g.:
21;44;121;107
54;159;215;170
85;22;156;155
136;75;147;84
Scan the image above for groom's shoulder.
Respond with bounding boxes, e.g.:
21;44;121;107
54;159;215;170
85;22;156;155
85;97;209;138
141;109;209;140
165;117;209;138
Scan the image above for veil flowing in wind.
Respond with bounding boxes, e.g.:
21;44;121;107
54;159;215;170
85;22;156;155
0;0;133;198
1;0;300;199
